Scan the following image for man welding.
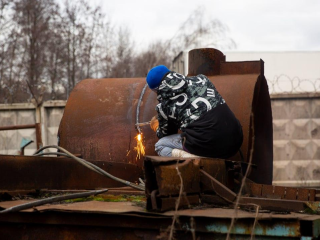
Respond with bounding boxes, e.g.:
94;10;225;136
146;65;243;158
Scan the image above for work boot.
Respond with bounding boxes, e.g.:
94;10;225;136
171;149;201;158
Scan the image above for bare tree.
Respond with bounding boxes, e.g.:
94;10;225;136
12;0;59;104
0;0;12;102
100;20;115;78
0;3;236;103
81;3;104;79
109;27;134;78
46;7;65;100
131;7;236;78
132;41;171;77
168;6;236;57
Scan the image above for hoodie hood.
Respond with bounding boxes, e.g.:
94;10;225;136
157;72;188;100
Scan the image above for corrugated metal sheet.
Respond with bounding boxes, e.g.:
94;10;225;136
272;95;320;187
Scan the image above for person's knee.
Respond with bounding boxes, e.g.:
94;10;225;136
155;138;166;155
155;138;165;149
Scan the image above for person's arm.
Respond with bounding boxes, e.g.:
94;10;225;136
154;103;179;138
155;103;169;138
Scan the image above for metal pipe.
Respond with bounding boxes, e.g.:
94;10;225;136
136;83;148;134
135;121;151;127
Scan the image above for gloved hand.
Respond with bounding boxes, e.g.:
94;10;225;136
150;116;159;132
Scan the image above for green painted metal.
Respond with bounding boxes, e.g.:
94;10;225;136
205;221;300;238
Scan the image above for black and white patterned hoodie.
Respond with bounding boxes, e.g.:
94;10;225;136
155;71;243;159
155;71;225;138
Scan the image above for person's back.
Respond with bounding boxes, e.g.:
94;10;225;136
156;72;225;133
147;65;243;159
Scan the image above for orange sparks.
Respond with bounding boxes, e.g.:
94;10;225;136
134;133;145;159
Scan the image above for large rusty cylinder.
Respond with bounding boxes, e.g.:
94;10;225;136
58;78;158;167
58;48;273;185
188;48;273;185
207;73;273;184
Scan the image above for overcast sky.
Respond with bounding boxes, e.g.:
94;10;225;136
88;0;320;52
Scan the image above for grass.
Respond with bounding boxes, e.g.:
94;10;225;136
63;194;146;204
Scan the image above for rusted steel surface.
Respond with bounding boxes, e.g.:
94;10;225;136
208;74;273;184
250;182;262;197
248;183;316;201
240;197;307;212
158;195;199;212
297;188;311;201
58;78;158;167
0;155;143;190
1;187;144;197
285;187;298;200
154;159;200;196
200;194;230;206
200;158;227;191
220;60;263;75
144;156;320;213
188;48;273;184
145;157;228;196
200;169;236;202
274;185;286;199
1;200;320;239
188;48;225;76
35;123;42;149
261;184;274;198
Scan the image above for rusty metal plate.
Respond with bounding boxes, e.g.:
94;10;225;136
58;78;158;168
188;49;273;185
310;189;316;201
200;170;236;202
159;195;200;212
249;183;262;197
261;184;274;198
240;197;306;213
199;158;227;188
297;188;310;201
220;61;262;75
188;48;225;76
285;187;298;200
209;74;273;184
274;186;286;199
199;158;229;194
154;159;200;197
200;194;230;206
1;205;318;239
0;155;143;190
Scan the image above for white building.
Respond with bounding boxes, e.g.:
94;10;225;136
173;51;320;94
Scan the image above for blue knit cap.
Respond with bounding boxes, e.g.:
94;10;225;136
146;65;170;89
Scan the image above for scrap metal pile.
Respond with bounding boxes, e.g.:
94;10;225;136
144;156;320;212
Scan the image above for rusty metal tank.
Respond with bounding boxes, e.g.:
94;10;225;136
58;48;273;184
